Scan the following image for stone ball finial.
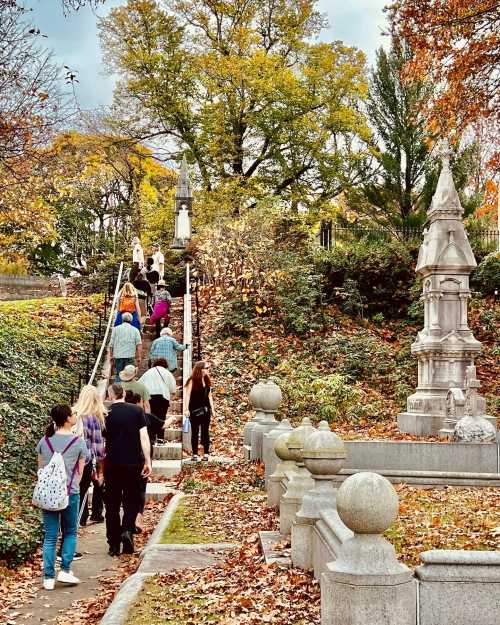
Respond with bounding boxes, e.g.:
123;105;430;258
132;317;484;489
303;420;346;477
260;379;283;412
337;472;398;535
248;379;266;410
274;430;295;462
286;417;315;463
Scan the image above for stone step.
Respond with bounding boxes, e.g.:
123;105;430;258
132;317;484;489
146;482;176;502
154;442;182;460
152;459;182;478
163;426;182;442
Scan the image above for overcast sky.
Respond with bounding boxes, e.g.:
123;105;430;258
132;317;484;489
23;0;388;110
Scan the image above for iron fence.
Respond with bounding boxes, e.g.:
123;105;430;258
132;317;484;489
319;222;499;253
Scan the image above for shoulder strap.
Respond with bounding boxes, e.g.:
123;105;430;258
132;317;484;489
44;435;54;453
62;435;80;455
155;367;167;385
67;456;81;494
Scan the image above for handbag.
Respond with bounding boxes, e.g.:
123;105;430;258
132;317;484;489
190;406;209;419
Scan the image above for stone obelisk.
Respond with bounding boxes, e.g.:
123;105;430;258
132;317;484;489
398;140;492;436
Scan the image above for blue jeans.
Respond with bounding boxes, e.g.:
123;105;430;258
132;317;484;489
42;493;79;579
114;357;135;382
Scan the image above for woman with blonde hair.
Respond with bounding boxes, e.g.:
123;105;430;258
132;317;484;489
115;282;141;330
73;385;107;525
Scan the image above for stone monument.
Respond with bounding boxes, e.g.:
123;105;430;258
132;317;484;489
398;140;495;436
171;155;193;249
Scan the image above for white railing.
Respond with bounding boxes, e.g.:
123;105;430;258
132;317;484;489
88;262;125;397
182;262;193;450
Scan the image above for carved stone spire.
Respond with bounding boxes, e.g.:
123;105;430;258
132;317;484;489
176;154;192;200
427;139;462;218
398;139;495;437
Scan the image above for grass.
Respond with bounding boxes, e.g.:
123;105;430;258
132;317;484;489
159;497;231;545
125;576;220;625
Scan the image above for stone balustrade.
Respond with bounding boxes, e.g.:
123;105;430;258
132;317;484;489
257;420;500;625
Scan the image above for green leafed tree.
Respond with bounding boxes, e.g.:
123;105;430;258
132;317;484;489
99;0;371;216
346;41;432;229
346;40;484;231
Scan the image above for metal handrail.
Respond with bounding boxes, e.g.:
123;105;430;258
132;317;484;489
182;262;193;451
88;261;125;387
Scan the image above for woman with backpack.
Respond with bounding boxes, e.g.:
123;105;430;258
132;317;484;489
73;385;106;526
183;361;215;462
35;405;89;590
114;282;141;330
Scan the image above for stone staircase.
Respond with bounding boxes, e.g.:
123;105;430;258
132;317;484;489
143;298;184;498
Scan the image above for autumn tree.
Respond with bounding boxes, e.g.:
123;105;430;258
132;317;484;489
99;0;371;215
31;132;176;275
389;0;500;135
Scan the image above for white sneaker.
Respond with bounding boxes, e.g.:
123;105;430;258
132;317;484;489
57;570;80;585
43;578;55;590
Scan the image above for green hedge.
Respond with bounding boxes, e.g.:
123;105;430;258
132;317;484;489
0;297;99;567
471;251;500;296
317;240;418;318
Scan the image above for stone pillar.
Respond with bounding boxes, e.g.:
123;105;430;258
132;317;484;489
267;428;297;509
291;422;346;570
243;380;266;460
250;379;283;461
279;418;315;535
321;472;417;625
263;418;292;485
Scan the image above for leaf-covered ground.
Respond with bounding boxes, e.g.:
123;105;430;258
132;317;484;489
125;462;499;625
195;290;499;456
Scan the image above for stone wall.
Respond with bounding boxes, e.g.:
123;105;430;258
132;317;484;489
0;274;61;301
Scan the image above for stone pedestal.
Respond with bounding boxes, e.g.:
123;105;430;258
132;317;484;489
278;417;315;534
291;422;346;570
398;141;488;437
263;419;292;486
268;428;297;508
321;472;417;625
243;380;266;456
248;379;282;460
280;467;314;535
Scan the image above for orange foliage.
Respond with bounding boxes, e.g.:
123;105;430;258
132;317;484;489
389;1;500;139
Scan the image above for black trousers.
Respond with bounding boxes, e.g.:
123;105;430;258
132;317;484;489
104;463;143;548
149;395;170;441
79;462;104;524
190;413;211;455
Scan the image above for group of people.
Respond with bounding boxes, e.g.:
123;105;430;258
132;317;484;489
35;238;216;591
117;240;173;339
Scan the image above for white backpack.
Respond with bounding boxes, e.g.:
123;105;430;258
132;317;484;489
33;436;80;511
